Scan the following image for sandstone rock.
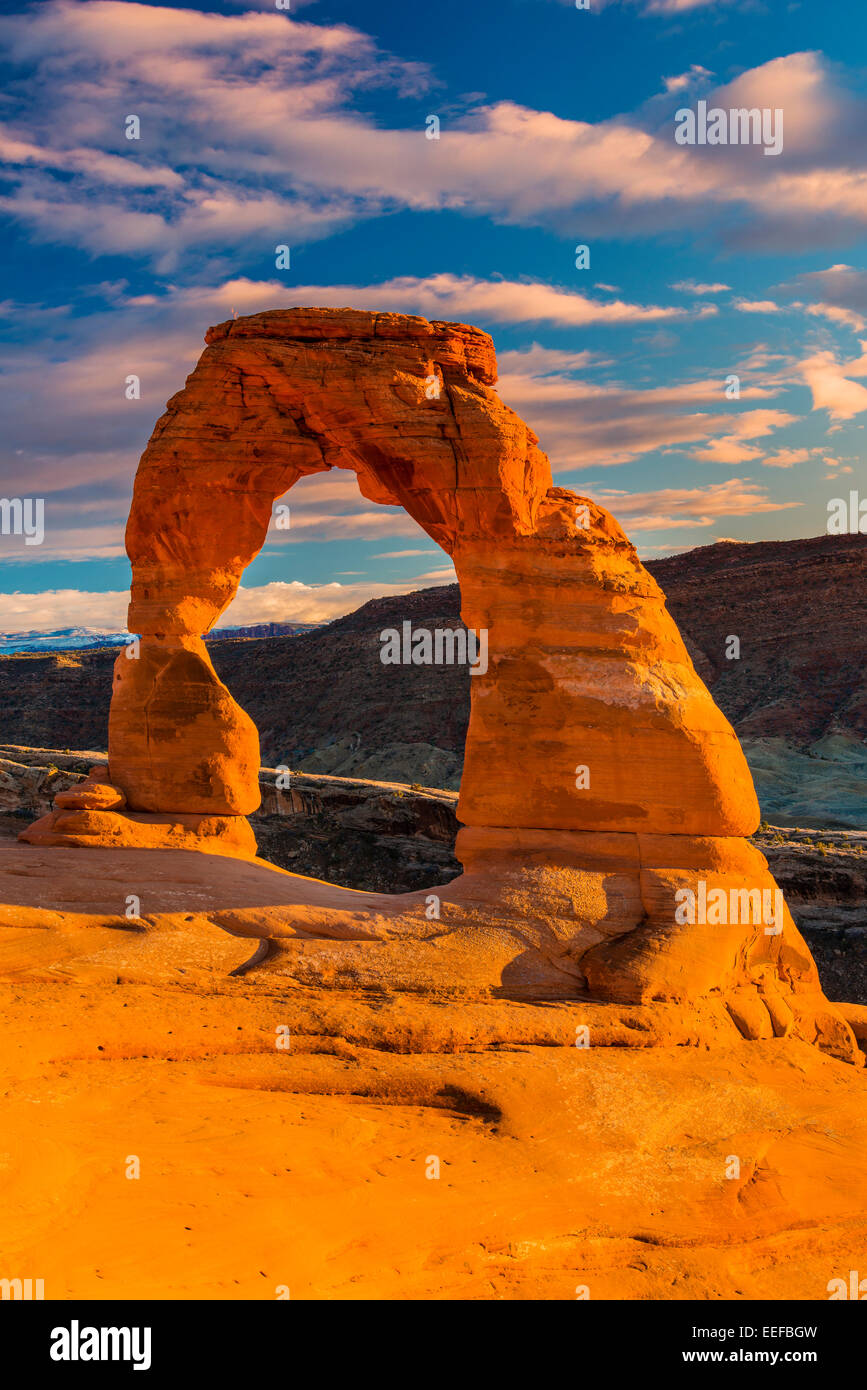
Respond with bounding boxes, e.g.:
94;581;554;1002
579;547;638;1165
111;307;756;839
0;746;108;773
108;636;260;814
18;309;855;1062
844;1001;867;1043
20;807;257;857
455;524;758;835
54;781;126;811
0;755;81;815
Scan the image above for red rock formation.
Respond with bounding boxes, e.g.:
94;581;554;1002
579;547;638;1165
18;308;857;1062
109;636;260;814
112;308;757;832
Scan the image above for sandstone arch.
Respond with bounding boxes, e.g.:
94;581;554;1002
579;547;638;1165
22;308;859;1061
112;307;758;835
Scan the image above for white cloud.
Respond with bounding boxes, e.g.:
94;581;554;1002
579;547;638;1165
663;65;714;94
221;572;456;625
495;356;791;471
734;299;782;314
373;548;441;559
167;273;683;328
0;588;130;633
799;344;867;421
804;302;866;332
496;344;610;374
0;565;458;635
690;409;798;464
670;279;731;294
643;0;739;10
564;0;742;12
761;448;811;468
3;8;866;266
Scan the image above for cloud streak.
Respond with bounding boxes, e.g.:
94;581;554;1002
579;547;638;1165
3;7;867;268
594;479;802;531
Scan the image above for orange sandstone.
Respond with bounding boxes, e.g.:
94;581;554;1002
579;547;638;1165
20;308;847;1054
112;308;758;838
0;841;866;1300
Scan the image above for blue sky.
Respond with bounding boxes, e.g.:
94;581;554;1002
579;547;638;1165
1;0;866;632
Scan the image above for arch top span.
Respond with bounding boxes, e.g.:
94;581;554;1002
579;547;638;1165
127;307;553;640
204;306;499;385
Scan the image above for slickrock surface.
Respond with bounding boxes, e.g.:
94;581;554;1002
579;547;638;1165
4;310;866;1300
4;750;865;1005
1;841;866;1300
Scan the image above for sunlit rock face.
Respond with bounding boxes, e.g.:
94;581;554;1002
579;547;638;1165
112;307;757;831
19;308;858;1062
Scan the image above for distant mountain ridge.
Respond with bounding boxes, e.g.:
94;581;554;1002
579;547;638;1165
648;533;867;746
0;620;319;654
647;534;867;827
0;628;130;655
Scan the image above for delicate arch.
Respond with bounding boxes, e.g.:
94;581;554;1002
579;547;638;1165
108;308;758;840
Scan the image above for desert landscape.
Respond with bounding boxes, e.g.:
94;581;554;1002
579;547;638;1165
1;307;866;1305
4;0;867;1336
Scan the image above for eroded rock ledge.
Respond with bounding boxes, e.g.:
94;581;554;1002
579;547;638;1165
4;746;865;1006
